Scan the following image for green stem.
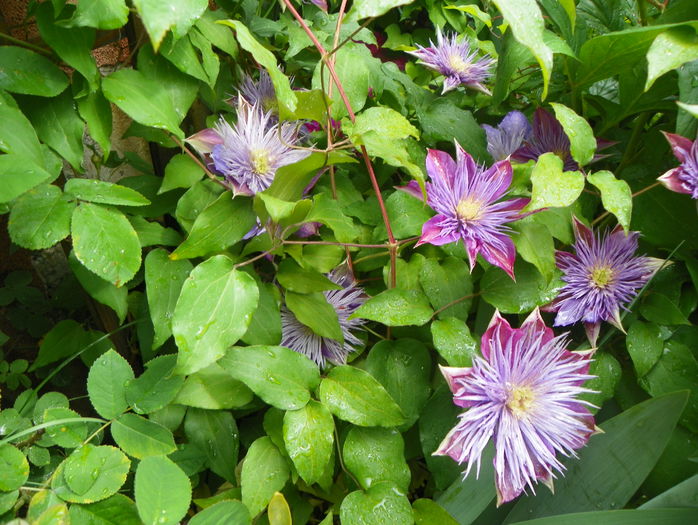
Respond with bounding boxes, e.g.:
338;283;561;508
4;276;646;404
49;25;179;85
616;112;650;176
0;32;53;56
637;0;648;25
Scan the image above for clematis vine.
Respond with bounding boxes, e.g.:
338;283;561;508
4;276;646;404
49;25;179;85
659;131;698;199
550;218;665;345
186;99;311;196
407;28;494;94
436;309;597;505
281;268;366;368
402;142;530;279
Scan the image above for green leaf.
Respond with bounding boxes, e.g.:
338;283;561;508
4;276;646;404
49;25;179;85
508;509;698;525
132;0;207;51
0;443;29;491
364;339;431;427
481;260;561;314
195;10;238;57
340;482;413;525
35;3;99;89
175;362;254;409
641;473;698;509
64;0;129;29
102;69;184;139
0;94;43;158
492;0;553;99
129;216;182;247
189;500;251;525
145;249;192;350
218;345;320;411
65;179;150;206
277;259;341;293
282;89;328;122
111;413;176;459
8;184;74;249
305;192;358;243
68;251;128;323
160;154;204;194
43;407;88;447
419;257;473;320
413;499;459;525
283;400;334;485
640;293;691;326
318;365;405;427
349;107;420;144
0;47;68;97
172;256;259;375
23;91;85;170
125;355;184;414
0;491;19;515
344;427;411;492
53;445;130;504
550;103;596;167
30;320;90;371
504;392;689;522
350;0;416;19
353;288;433;327
431;317;479;368
68;494;142;525
77;90;112;154
220;20;297;113
71;203;142;286
285;290;343;342
135;456;191;525
582;352;621;411
184;408;239;482
241;282;282;346
160;33;211;85
512;222;557;281
646;27;698;90
171;194;257;259
377;190;432;239
527;153;585;210
0;154;54;204
87;349;134;420
241;437;290;517
626;321;663;377
587;171;633;231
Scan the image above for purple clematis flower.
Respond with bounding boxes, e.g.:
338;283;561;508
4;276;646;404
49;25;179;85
281;268;366;368
186;99;311;196
407;28;494;94
550;218;665;345
436;309;597;505
659;131;698;199
402;142;530;279
482;111;531;161
237;70;277;113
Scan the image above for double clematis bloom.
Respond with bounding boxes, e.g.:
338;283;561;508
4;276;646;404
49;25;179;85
186;99;311;196
407;28;494;94
482;110;531;161
402;142;530;279
659;131;698;199
237;70;278;113
281;268;366;368
436;310;597;505
550;218;664;345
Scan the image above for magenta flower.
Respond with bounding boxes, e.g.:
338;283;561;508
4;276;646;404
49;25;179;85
435;310;597;505
281;268;366;368
659;131;698;199
186;100;311;196
550;218;664;345
482;111;531;161
407;29;494;94
403;142;530;279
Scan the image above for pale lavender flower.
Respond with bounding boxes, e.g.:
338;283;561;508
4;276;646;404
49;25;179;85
550;218;664;345
281;268;366;367
306;0;328;11
407;29;494;94
482;111;531;161
237;70;277;113
401;142;530;279
436;309;597;505
659;131;698;199
187;100;311;196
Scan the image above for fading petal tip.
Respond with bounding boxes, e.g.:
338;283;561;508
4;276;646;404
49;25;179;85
658;168;693;195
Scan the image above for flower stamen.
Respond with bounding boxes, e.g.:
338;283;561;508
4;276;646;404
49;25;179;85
506;385;536;418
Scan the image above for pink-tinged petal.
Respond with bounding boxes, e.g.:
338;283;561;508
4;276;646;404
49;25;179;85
186;128;223;155
662;131;694;163
309;0;328;11
470;82;492;96
454;141;479;187
416;215;460;246
481;159;513;201
481;311;513;361
607;307;626;333
426;149;458;187
595;138;617;152
584;321;600;347
643;256;668;277
464;237;480;273
439;365;471;396
442;76;461;94
555;250;576;270
489;197;530;214
396;180;425;201
571;216;594;246
521;308;555;344
658;168;693;194
479;235;517;280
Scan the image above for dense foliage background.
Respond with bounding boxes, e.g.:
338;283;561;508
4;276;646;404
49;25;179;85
1;0;698;524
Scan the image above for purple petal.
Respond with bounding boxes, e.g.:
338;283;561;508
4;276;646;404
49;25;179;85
396;180;425;201
481;311;513;361
662;131;694;163
658;168;693;194
417;215;460;246
479;234;517;280
186;128;224;155
480;160;514;202
309;0;328;11
426;149;458;187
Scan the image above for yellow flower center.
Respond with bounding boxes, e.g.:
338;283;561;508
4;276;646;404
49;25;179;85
507;385;536;418
590;266;615;289
250;149;270;175
456;198;483;221
448;54;470;74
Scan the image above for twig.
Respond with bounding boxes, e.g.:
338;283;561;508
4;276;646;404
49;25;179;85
170;134;229;189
